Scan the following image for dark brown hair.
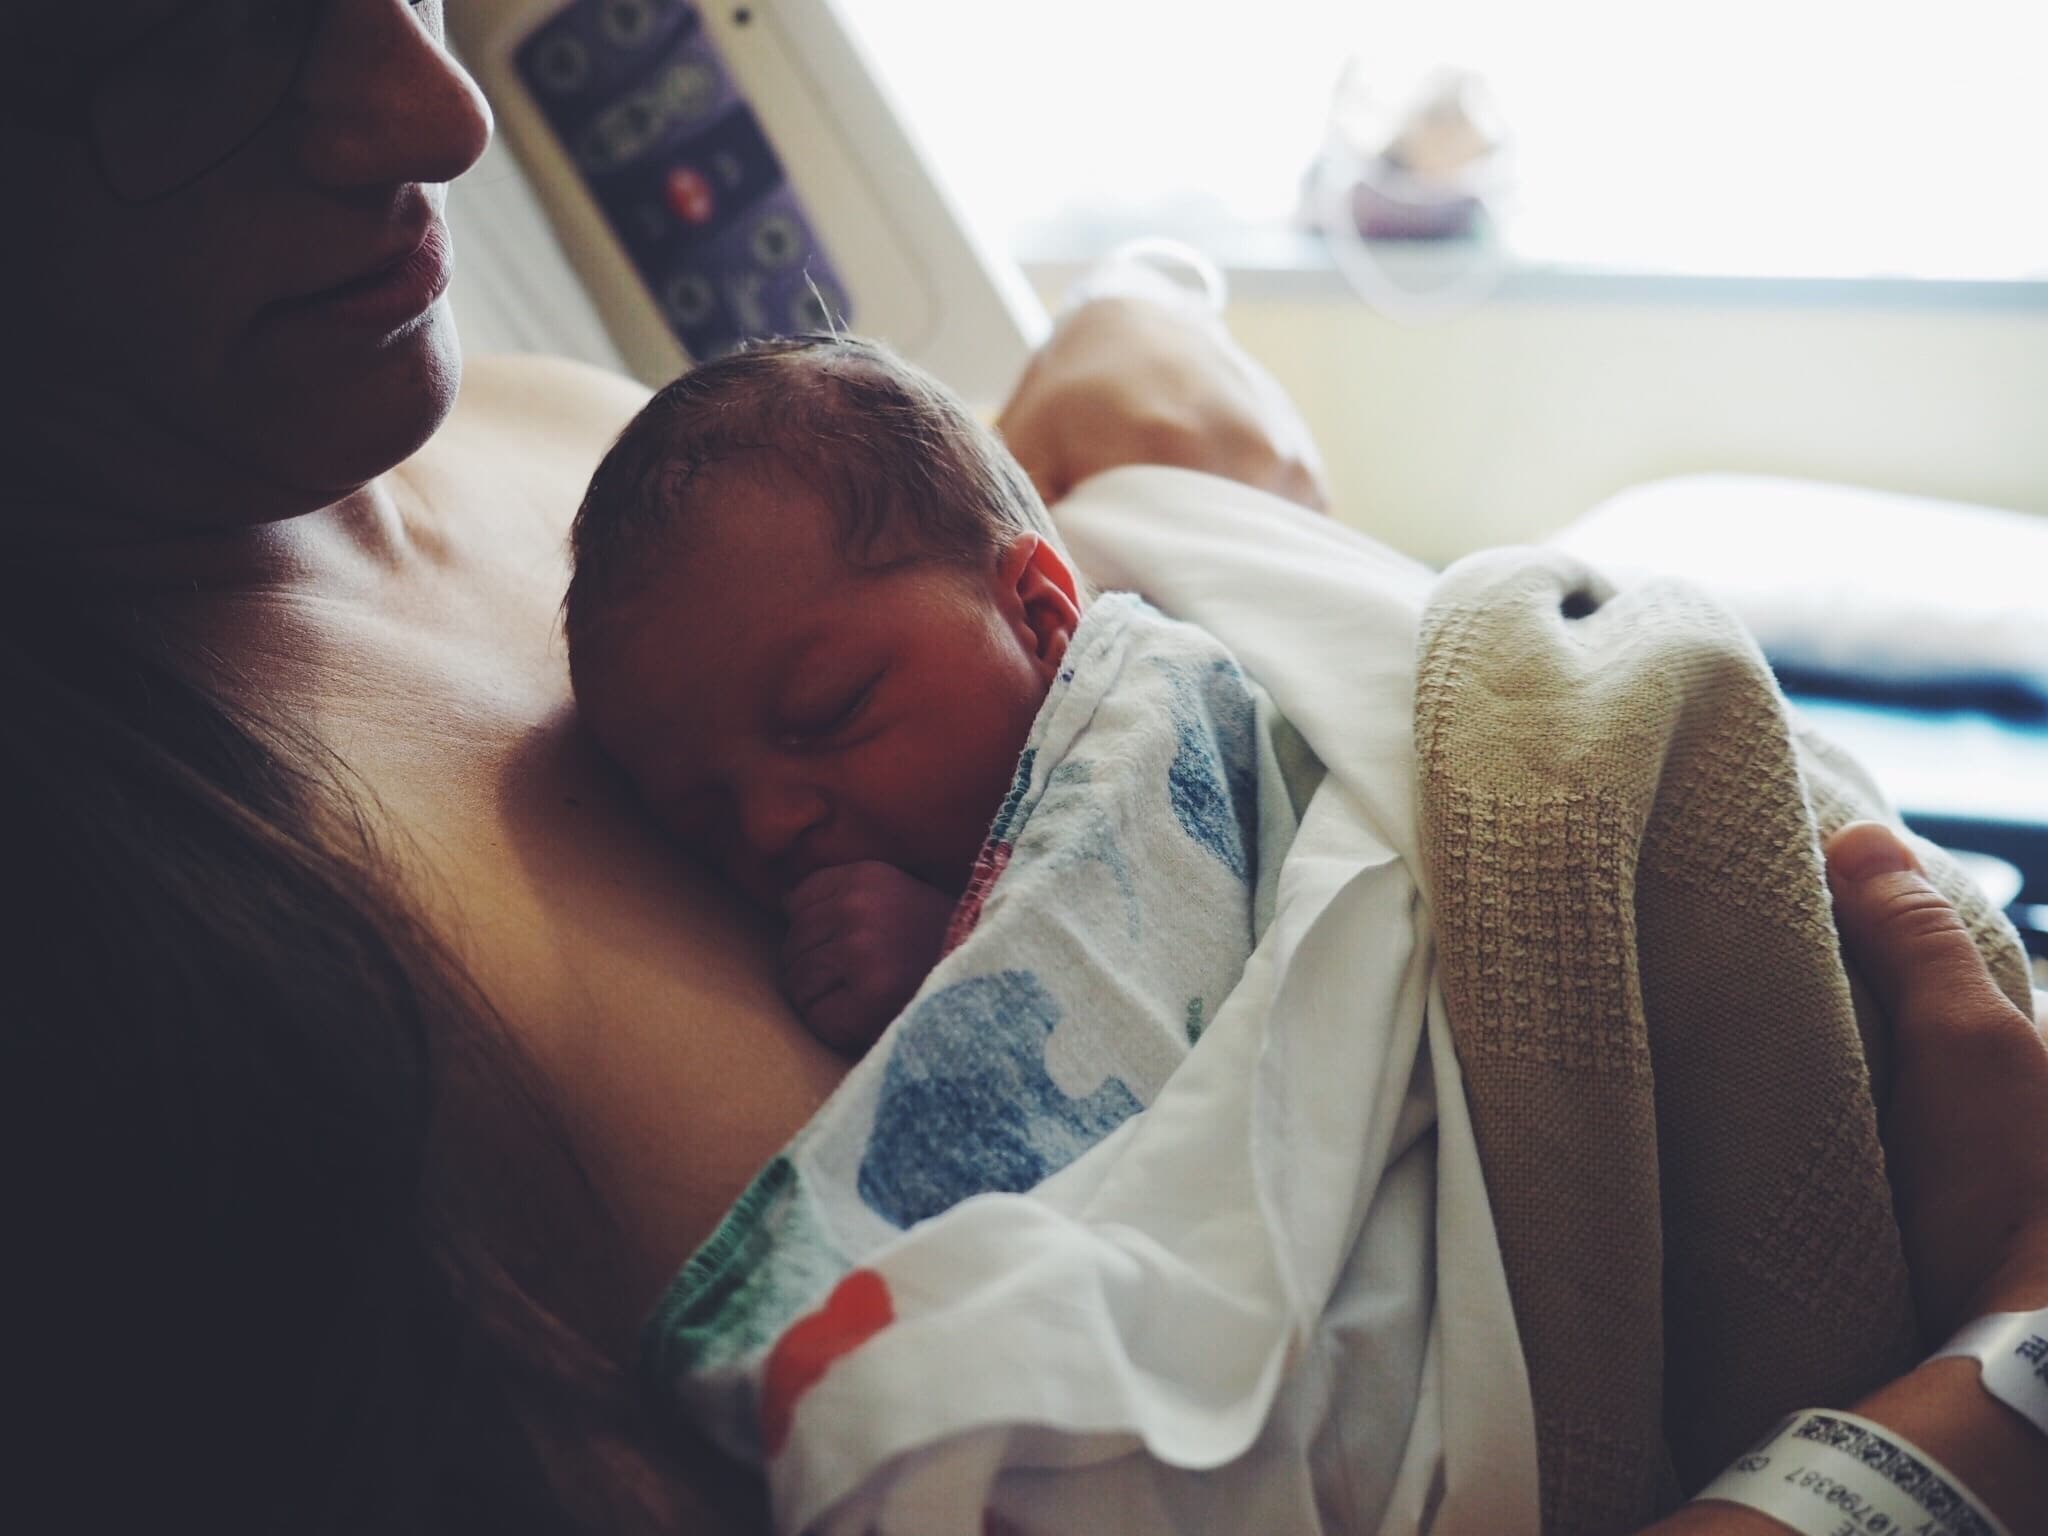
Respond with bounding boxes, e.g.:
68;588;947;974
562;333;1057;658
1;583;718;1531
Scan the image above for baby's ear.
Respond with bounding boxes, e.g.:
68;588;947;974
999;535;1082;671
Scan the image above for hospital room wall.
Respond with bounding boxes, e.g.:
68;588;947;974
1030;273;2048;570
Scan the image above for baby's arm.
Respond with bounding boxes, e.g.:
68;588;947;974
781;862;956;1057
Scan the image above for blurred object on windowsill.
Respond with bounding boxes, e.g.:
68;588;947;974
1303;60;1516;321
1304;62;1513;242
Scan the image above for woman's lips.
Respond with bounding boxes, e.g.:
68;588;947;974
275;219;455;335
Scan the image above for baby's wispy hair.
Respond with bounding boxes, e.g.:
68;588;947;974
563;334;1062;662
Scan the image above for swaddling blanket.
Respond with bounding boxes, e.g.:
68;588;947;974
641;477;1539;1536
641;592;1309;1505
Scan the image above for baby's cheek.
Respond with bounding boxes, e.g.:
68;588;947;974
873;762;976;891
875;665;1044;888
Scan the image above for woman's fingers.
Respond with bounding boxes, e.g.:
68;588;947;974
1825;820;2048;1334
1825;822;2033;1042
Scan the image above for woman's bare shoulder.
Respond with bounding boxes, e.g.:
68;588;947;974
451;351;654;450
416;353;652;541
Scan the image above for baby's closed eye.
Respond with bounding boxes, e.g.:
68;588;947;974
777;669;883;745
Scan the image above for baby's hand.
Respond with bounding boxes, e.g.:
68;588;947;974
781;862;956;1057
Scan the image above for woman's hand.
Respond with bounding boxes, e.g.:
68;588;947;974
1646;822;2048;1534
1826;821;2048;1333
996;297;1330;513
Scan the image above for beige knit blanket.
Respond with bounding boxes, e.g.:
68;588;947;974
1414;548;2033;1536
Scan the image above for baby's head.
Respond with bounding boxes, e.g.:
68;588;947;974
566;335;1082;912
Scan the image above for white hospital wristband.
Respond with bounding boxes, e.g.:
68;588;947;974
1930;1308;2048;1439
1692;1409;2010;1536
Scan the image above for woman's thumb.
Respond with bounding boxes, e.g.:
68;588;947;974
1826;821;2015;1038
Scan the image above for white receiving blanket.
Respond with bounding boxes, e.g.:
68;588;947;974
668;470;1537;1535
1036;467;1538;1535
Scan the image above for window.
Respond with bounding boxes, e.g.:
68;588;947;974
844;0;2048;282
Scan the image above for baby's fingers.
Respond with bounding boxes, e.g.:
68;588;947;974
782;940;851;1011
781;904;846;973
784;864;861;921
802;986;882;1059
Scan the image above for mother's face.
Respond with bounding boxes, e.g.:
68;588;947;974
3;1;491;529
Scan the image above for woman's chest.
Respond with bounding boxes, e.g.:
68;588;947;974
297;569;847;1345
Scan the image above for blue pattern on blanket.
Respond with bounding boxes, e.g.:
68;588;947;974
1035;760;1143;942
1157;655;1261;881
857;969;1144;1227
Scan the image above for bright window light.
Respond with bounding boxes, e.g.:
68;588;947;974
842;0;2048;281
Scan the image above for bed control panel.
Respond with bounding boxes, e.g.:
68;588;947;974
452;0;1046;406
512;0;849;361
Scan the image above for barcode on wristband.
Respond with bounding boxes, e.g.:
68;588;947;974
1789;1414;1997;1536
1693;1409;2010;1536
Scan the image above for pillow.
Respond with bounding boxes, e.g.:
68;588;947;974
1552;474;2048;701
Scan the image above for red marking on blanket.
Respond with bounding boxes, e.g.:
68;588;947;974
942;841;1012;956
760;1269;894;1458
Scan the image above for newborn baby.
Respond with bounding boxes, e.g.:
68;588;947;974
565;335;1294;1064
567;337;1329;1497
565;335;1088;1054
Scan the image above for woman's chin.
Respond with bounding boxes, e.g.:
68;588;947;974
254;311;465;492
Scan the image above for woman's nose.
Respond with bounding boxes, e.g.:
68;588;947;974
293;1;493;190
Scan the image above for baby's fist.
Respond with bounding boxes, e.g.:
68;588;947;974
781;862;955;1057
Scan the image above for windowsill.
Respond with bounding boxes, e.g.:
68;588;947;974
1015;220;2048;313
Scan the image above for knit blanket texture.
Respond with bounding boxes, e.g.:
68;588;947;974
1414;547;2033;1535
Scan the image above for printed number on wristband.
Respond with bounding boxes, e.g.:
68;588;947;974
1692;1409;2010;1536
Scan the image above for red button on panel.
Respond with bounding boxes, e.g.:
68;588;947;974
665;165;716;225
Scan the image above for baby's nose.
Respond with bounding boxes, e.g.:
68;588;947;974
737;776;828;865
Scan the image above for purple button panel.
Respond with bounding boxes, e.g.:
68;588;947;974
516;0;852;360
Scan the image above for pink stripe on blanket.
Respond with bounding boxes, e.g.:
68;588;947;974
941;841;1013;956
